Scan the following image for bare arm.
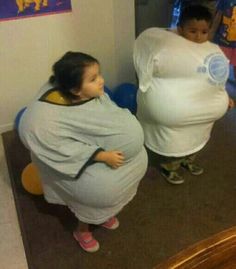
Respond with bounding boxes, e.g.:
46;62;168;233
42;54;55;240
94;150;124;169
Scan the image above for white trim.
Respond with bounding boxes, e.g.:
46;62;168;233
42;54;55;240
0;123;14;134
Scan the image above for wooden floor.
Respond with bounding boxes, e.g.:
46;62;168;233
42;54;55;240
155;226;236;269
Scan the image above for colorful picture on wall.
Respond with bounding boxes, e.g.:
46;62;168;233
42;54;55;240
0;0;72;22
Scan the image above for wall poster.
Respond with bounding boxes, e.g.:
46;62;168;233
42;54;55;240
0;0;72;22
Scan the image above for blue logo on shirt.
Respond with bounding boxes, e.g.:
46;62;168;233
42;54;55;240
208;55;229;83
198;53;229;85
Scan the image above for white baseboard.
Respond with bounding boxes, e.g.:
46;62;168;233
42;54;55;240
0;123;14;134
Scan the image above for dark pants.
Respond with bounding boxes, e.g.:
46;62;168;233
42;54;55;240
160;154;197;171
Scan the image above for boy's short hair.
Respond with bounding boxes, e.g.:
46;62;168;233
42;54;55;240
177;4;213;27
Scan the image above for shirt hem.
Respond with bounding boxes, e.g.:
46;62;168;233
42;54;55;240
145;139;209;157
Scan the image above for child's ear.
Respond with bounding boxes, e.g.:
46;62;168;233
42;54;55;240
70;88;80;96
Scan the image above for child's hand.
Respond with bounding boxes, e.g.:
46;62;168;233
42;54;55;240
105;151;125;168
95;151;124;168
228;97;235;109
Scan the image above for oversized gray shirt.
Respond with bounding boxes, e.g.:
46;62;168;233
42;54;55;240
19;84;148;223
19;85;144;178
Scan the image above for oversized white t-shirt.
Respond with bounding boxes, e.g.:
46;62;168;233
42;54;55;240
134;28;229;157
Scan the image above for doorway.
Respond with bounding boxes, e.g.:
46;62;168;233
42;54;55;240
135;0;174;36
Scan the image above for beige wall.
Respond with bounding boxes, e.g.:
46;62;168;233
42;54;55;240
0;0;135;133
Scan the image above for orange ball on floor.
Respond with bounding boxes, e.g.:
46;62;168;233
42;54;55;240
21;163;43;195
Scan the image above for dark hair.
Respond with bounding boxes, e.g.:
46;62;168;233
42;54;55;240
49;51;99;97
177;4;213;27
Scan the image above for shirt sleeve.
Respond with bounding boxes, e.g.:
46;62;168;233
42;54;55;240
32;139;104;179
133;28;163;93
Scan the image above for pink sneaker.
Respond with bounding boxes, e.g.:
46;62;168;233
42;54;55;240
101;217;119;230
73;231;99;253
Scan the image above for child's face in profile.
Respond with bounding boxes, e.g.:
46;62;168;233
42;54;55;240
73;63;105;101
178;19;210;43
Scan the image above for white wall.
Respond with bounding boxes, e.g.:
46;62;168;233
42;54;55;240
0;0;135;133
